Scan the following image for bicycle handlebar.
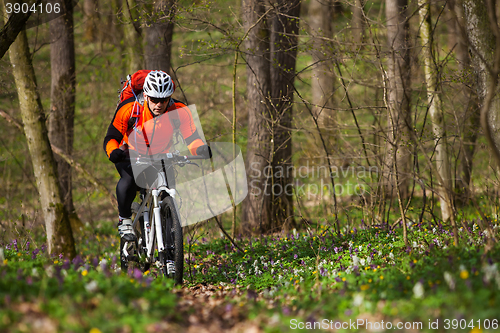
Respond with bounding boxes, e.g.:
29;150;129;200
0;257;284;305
128;152;209;166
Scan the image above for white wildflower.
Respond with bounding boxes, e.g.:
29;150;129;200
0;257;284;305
360;258;366;266
85;280;99;293
413;282;424;299
367;257;372;265
482;264;498;283
443;271;455;290
352;255;360;266
45;265;55;278
352;293;364;307
31;268;39;278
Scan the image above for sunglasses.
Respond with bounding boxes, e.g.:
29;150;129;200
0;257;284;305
148;96;170;104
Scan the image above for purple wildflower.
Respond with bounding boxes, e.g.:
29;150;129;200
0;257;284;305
62;259;71;270
31;248;39;260
133;268;143;281
72;255;84;270
144;277;153;286
282;307;291;316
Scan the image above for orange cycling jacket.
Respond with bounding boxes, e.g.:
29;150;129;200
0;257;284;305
103;97;204;158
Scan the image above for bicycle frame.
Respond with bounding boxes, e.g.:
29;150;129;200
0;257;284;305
130;167;176;263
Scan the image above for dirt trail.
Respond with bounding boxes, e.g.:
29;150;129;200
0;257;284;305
146;284;267;333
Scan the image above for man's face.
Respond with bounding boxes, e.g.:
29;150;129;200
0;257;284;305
145;93;170;116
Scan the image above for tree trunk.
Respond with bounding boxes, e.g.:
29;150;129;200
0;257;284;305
49;0;80;229
463;0;500;164
0;0;36;59
383;0;412;201
241;0;273;235
418;0;454;222
449;0;480;206
123;0;143;73
83;0;99;41
351;0;365;45
143;0;175;73
309;0;335;127
269;0;300;230
7;26;76;258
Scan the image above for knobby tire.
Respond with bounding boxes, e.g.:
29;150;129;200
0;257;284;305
160;196;184;285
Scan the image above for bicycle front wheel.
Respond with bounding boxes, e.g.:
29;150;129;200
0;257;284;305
160;196;184;285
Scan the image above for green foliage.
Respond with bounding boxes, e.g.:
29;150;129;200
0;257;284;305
0;228;177;332
2;216;500;331
185;221;500;330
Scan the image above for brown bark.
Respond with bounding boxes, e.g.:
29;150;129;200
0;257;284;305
49;0;79;225
83;0;99;41
144;0;175;73
6;25;76;258
241;0;273;234
351;0;365;45
449;0;480;205
269;0;300;230
383;0;412;200
242;0;300;235
309;0;335;127
123;0;143;72
462;0;500;161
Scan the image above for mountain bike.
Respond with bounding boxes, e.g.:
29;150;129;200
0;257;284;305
120;151;208;284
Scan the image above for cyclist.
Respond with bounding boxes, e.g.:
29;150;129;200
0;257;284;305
103;70;211;242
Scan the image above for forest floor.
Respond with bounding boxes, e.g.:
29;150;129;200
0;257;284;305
1;217;500;332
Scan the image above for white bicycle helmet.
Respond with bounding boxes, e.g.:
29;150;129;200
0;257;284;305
143;70;175;98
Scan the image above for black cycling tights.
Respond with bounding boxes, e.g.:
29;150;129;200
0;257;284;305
115;161;140;218
114;161;175;218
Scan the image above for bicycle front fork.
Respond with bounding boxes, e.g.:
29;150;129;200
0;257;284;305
152;189;165;252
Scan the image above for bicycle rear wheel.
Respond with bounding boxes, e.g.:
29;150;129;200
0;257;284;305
160;196;184;285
